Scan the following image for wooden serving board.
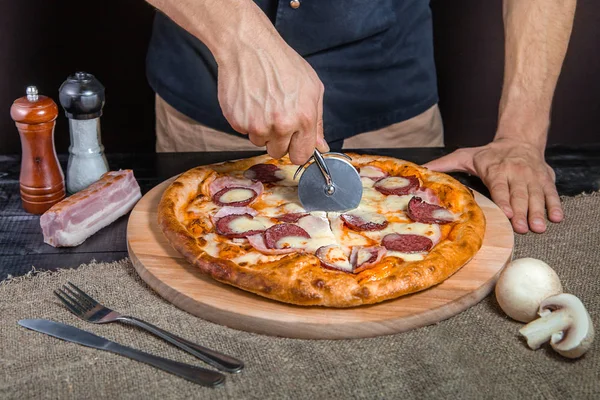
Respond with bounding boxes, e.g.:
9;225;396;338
127;179;514;339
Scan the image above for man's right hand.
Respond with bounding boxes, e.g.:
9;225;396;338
146;0;328;165
216;40;329;165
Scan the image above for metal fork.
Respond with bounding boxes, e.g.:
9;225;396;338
54;282;244;373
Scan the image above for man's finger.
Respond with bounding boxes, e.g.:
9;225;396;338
266;138;291;161
485;177;513;218
422;149;474;174
543;181;564;223
315;93;329;153
509;182;529;234
527;183;547;233
288;130;315;165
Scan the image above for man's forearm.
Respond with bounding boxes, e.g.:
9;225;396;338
497;0;577;148
145;0;282;63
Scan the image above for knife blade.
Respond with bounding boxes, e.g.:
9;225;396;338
18;319;225;387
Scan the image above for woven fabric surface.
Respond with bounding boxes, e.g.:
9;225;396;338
1;193;599;399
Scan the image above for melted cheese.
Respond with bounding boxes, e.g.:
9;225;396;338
276;236;310;249
345;209;387;225
219;188;254;204
359;166;386;179
356;248;373;266
361;177;375;188
377;176;410;189
320;245;352;272
228;216;266;233
386;252;425;261
432;208;455;221
296;214;338;253
382;195;414;213
274;165;300;186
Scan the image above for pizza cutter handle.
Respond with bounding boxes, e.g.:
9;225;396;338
312;150;336;195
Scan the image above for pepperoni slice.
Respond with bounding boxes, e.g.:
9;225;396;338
276;213;309;223
264;223;311;249
374;176;420;196
406;197;454;224
212;187;257;207
359;166;388;181
350;246;387;273
382;233;433;253
243;163;284;183
340;212;388;231
209;176;263;198
215;214;265;238
315;245;353;272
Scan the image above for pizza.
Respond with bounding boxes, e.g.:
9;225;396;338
158;153;485;307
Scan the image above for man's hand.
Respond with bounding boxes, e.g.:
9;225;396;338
146;0;328;164
217;40;328;165
423;138;563;234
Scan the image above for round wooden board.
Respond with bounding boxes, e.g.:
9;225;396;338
127;178;514;339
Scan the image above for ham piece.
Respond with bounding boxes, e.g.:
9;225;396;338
40;170;142;247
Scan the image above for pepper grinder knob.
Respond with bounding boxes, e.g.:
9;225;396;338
10;86;66;214
59;72;109;193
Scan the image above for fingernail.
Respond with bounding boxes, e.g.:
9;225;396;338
532;218;545;228
551;210;563;219
516;220;527;230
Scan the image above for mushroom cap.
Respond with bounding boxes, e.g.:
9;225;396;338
495;258;563;322
540;293;595;359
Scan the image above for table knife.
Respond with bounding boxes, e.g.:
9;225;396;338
18;319;225;387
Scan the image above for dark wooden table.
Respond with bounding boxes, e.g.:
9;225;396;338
1;145;599;280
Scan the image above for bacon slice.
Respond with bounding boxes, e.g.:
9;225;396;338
209;176;263;198
382;233;433;253
406;197;454;224
374;176;420;196
243;163;284;183
359;165;388;181
349;246;387;273
247;234;298;255
40;170;141;247
212;206;258;220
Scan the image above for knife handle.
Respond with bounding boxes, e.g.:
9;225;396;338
106;342;225;387
119;316;244;373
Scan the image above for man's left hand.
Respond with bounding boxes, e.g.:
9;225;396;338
423;138;564;234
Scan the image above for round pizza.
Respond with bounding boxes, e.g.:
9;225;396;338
158;153;486;307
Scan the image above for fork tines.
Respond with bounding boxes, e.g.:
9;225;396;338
54;282;98;316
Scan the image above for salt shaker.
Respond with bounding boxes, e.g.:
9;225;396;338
58;72;109;193
10;86;66;214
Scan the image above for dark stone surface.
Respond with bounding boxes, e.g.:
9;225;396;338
1;145;599;280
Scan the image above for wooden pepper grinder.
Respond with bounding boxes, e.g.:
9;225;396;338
10;86;66;214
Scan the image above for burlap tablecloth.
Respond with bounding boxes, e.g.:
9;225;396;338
1;193;599;399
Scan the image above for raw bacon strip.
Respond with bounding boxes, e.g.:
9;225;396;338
340;212;388;231
374;176;420;196
382;233;433;253
247;234;298;255
264;223;310;250
350;246;387;273
243;163;284;183
212;187;257;207
359;166;388;181
275;213;309;223
406;197;454;224
209;176;263;198
315;245;353;272
40;170;142;247
215;214;265;238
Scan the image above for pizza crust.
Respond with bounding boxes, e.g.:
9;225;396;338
158;153;486;307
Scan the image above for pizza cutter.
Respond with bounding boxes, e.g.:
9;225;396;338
294;149;363;212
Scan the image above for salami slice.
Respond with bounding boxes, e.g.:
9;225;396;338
215;214;266;238
209;176;263;198
243;163;284;183
264;223;311;250
374;176;420;196
359;165;388;181
315;245;353;272
406;197;454;224
350;246;387;273
275;213;309;223
340;212;388;231
213;187;257;207
212;206;258;221
382;233;433;253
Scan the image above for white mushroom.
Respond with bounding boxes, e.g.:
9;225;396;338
519;293;594;359
495;258;563;322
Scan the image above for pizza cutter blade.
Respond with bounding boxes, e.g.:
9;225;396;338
295;150;363;212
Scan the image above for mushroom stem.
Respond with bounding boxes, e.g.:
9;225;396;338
519;309;571;349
